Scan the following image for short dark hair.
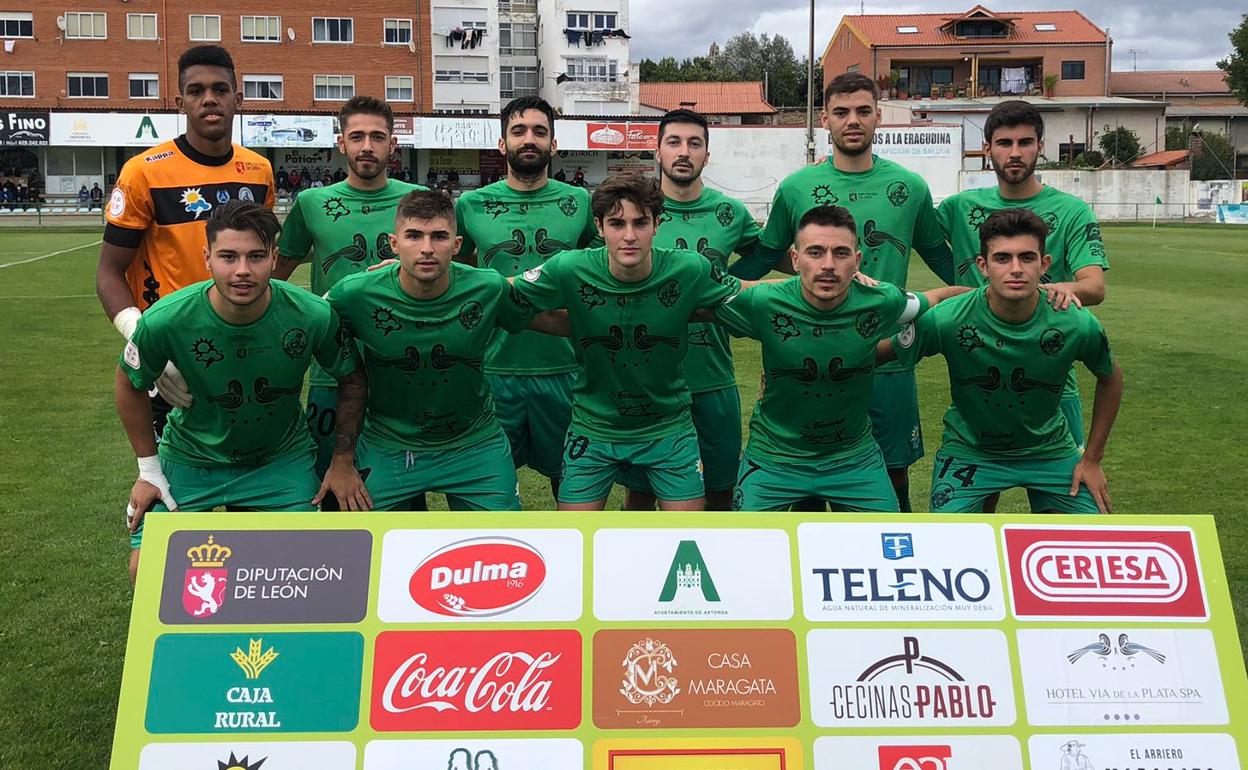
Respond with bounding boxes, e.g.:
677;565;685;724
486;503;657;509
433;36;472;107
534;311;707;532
177;45;236;91
591;173;664;221
500;96;555;136
797;204;857;240
978;208;1049;257
206;201;281;251
339;96;394;134
824;72;879;105
396;189;456;229
983;99;1045;142
658;108;709;144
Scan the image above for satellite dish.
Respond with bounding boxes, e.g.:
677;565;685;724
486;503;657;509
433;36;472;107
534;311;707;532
56;15;66;31
407;40;416;53
286;27;295;41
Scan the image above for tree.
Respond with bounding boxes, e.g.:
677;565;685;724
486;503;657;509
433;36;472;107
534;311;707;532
1190;129;1237;181
796;57;825;109
1216;13;1248;106
1098;125;1141;166
720;32;803;106
1165;124;1188;151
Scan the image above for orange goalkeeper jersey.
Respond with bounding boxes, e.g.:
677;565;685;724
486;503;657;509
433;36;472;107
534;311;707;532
104;135;275;309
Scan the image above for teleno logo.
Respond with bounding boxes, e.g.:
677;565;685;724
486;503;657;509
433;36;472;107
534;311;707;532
878;745;952;770
1004;527;1207;620
408;537;546;617
371;630;581;731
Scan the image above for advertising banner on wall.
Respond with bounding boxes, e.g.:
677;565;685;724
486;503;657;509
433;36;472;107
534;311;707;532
241;114;336;147
49;112;179;147
0;109;50;146
587;122;660;150
109;512;1248;770
873;125;961;159
420;117;498;149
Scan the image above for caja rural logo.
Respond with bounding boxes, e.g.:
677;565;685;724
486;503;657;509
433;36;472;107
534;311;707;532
1002;526;1208;619
408;536;546;617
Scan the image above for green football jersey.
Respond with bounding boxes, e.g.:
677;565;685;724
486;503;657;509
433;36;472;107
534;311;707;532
509;246;742;442
937;184;1110;287
120;280;355;467
327;262;531;451
455;179;598;376
745;155;953;373
893;287;1116;460
277;178;427;387
717;278;926;460
657;187;762;393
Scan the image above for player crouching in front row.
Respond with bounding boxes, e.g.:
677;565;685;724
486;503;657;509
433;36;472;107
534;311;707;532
877;208;1124;513
117;202;359;582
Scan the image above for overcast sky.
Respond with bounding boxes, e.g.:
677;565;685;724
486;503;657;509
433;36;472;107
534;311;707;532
629;0;1242;72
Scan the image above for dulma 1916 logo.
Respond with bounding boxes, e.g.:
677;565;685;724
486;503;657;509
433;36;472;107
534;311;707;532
183;535;231;618
407;537;547;617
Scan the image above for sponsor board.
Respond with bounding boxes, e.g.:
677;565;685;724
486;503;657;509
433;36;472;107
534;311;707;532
363;738;583;769
873;126;961;159
138;741;356;769
242;114;335;147
806;629;1016;727
0;109;50;145
378;529;582;622
1002;525;1208;620
798;523;1004;621
593;628;800;729
1027;733;1241;770
370;630;582;731
587;122;659;150
159;530;372;624
593;738;803;770
814;735;1023;770
145;632;363;733
1017;628;1228;726
593;529;793;621
49;112;177;146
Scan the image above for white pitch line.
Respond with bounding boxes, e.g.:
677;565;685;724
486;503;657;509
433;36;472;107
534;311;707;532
0;293;95;299
0;238;102;269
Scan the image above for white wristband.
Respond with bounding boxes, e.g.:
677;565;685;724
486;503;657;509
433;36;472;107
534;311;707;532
137;454;164;480
113;306;142;340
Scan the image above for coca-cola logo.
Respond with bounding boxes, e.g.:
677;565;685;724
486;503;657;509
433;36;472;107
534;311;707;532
408;537;546;617
589;126;625;146
371;630;582;731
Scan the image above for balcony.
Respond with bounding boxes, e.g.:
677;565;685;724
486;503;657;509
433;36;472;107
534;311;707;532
888;59;1042;100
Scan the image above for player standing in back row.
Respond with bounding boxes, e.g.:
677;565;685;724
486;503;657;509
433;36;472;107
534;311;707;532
454;96;599;501
732;72;955;512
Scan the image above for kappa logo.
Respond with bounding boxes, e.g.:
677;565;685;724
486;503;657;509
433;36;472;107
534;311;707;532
659;540;720;602
407;536;547;617
1003;526;1208;619
878;745;953;770
182;534;231;618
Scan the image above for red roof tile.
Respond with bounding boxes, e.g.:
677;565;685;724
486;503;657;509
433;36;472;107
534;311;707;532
1132;150;1189;168
639;82;776;115
838;7;1107;48
1111;70;1230;96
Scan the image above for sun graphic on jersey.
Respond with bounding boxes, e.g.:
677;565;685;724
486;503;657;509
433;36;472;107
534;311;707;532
218;752;266;770
180;187;213;218
811;184;839;206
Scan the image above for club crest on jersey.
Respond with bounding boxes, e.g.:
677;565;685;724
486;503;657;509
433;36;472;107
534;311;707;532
239;186;255;203
216;189;231;204
887;181;910;207
123;340;141;369
180;188;213;218
715;202;735;227
109;188;126;218
898;322;916;349
557;195;579;217
523;265;543;282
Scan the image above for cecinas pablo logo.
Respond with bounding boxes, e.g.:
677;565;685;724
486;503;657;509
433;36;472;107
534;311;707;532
1002;526;1208;620
408;537;546;617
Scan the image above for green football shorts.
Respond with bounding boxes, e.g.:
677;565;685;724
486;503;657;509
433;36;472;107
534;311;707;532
559;428;703;504
617;386;741;494
732;443;899;512
354;429;521;512
1060;390;1085;452
487;372;575;479
928;447;1099;513
305;385;338;477
131;449;318;549
868;369;924;469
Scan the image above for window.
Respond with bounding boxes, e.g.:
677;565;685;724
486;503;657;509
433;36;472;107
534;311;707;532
461;18;487;30
954;19;1006;37
435;104;489;114
847;64;860;73
500;65;538;98
64;12;107;39
385;75;413;101
243;74;283;100
434;56;490;83
241;15;281;42
1033;22;1057;31
129;73;158;99
499;22;537;55
384;18;412;44
1058;142;1086;162
566;12;588;29
127;13;157;40
896;25;919;33
67;72;108;98
566;56;617;82
592;12;617;29
313;17;353;43
314;74;355;100
1061;60;1085;80
0;71;34;97
0;12;33;38
188;14;220;41
566;11;618;29
499;0;538;12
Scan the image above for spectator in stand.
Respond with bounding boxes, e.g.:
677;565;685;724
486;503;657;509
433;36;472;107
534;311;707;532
16;180;28;204
573;166;585;187
287;168;302;191
426;167;438;187
275;166;290;193
90;183;104;208
553;167;567;183
332;166;347;183
0;184;13;210
78;185;91;207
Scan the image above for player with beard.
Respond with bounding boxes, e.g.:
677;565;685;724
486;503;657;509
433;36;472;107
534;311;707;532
454;96;599;500
731;72;955;512
98;45;274;437
618;108;762;511
937;100;1107;460
274;96;427;506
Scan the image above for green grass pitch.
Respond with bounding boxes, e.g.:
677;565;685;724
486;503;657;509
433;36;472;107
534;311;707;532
0;223;1245;767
